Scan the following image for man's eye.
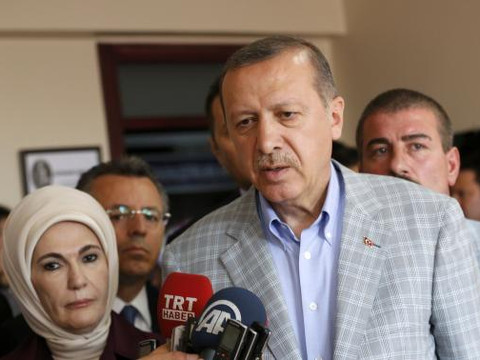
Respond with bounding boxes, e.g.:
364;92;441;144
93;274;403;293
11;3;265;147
43;262;60;271
370;147;388;157
83;253;98;263
110;213;128;221
410;143;426;151
281;111;297;119
238;118;253;127
144;214;159;222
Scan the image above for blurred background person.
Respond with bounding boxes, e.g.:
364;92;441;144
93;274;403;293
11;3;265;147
452;151;480;221
331;141;359;171
76;157;170;333
356;88;460;196
0;205;20;325
207;76;251;192
167;76;252;243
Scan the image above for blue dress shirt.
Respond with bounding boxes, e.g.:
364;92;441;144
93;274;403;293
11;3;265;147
257;162;345;360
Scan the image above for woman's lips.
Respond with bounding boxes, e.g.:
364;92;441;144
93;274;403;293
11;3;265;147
66;299;93;309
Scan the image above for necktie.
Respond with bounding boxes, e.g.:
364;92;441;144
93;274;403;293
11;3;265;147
121;305;138;325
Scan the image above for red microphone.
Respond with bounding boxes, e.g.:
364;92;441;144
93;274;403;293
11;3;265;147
157;272;213;339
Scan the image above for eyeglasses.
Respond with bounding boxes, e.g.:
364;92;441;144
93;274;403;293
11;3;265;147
106;205;171;226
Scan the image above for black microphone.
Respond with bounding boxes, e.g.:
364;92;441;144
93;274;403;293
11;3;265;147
189;287;269;360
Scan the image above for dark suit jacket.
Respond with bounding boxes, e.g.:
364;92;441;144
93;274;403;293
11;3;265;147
146;282;159;333
0;292;12;325
0;313;30;356
0;312;164;359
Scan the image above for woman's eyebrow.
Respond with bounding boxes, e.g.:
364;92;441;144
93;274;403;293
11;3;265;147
79;244;102;254
35;244;102;263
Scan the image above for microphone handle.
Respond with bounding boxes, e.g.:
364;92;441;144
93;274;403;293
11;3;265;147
199;348;216;360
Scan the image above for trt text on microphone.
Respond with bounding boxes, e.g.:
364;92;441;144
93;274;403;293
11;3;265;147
157;272;214;339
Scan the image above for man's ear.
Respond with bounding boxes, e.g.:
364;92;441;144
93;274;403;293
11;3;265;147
330;96;344;140
446;146;461;186
209;137;220;159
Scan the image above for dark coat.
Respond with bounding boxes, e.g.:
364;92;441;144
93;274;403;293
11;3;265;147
0;312;164;360
146;282;159;333
0;283;161;355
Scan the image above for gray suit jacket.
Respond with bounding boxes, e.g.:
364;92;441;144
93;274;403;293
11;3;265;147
162;164;480;359
467;219;480;265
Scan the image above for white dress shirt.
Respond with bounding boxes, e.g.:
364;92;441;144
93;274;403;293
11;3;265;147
113;286;152;332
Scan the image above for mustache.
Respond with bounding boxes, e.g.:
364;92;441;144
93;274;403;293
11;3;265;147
255;152;300;170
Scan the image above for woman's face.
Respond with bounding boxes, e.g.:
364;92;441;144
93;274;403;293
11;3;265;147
31;221;109;334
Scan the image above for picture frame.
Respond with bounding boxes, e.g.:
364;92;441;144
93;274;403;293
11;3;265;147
20;146;102;195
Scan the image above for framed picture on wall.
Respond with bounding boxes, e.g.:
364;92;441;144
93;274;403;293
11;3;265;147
20;147;102;195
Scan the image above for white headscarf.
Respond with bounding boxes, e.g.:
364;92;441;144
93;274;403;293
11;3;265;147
2;185;119;360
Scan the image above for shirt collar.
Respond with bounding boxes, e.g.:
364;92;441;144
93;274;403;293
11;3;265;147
257;161;341;247
113;286;151;328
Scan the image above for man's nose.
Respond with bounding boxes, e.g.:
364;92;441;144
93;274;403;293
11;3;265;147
389;150;411;177
256;117;282;154
127;214;148;237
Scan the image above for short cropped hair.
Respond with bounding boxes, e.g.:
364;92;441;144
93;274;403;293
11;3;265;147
460;152;480;185
356;88;453;154
0;205;10;220
76;156;169;212
220;35;337;107
205;75;221;143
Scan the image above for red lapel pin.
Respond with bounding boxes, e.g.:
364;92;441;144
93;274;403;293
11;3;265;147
363;236;381;248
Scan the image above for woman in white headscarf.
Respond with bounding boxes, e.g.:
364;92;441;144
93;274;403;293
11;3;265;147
0;185;169;360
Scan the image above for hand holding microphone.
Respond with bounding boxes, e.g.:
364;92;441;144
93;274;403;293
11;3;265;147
139;344;202;360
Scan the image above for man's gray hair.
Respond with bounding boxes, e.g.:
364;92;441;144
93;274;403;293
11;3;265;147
220;35;338;107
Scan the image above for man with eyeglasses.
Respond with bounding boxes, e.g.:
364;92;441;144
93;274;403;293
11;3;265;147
76;156;170;333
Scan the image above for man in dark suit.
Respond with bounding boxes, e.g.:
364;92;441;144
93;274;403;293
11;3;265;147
77;156;170;333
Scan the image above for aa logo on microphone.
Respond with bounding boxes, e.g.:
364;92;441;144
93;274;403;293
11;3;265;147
196;300;242;335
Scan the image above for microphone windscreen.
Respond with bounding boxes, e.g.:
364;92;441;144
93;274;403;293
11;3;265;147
190;287;267;350
157;272;213;338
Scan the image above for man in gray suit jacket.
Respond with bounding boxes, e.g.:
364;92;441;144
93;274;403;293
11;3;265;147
162;36;480;359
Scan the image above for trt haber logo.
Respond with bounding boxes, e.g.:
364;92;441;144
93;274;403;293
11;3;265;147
195;299;242;335
162;294;197;322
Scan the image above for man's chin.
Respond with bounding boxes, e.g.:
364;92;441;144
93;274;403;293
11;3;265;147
120;265;153;282
258;183;300;204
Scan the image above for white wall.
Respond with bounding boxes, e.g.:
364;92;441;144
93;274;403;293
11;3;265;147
334;0;480;145
0;38;108;207
0;1;344;207
4;1;480;206
0;0;346;35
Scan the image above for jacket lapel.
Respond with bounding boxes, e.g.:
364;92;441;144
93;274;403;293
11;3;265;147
219;190;302;360
216;167;389;360
333;168;389;359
